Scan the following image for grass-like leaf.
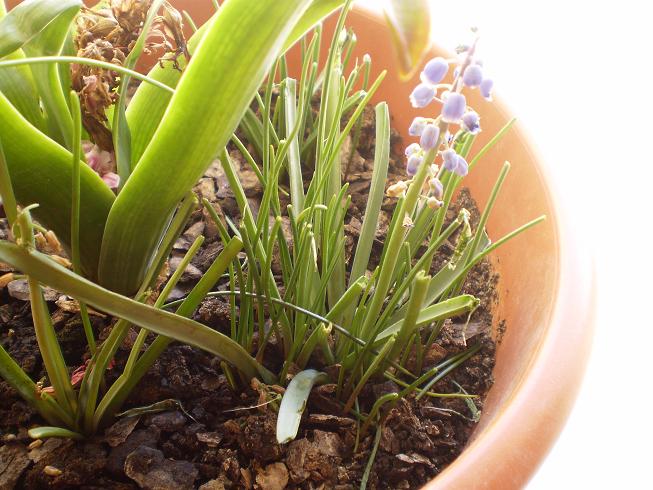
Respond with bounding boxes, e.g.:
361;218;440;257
126;1;346;168
349;102;390;284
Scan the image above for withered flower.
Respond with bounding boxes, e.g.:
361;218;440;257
72;0;188;152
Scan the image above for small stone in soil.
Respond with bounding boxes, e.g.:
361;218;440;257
147;410;187;432
124;446;198;490
286;430;344;484
28;437;64;463
43;465;63;476
7;279;59;302
105;416;142;447
106;426;160;476
255;462;289;490
196;431;223;448
169;256;203;282
0;443;30;488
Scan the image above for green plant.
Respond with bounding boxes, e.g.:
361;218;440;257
0;0;543;449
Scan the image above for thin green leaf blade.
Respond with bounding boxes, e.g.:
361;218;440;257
349;101;390;284
377;294;480;343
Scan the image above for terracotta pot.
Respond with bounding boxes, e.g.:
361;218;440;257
3;1;594;487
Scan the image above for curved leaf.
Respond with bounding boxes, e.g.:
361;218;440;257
0;92;114;278
0;0;82;58
126;0;346;168
99;0;317;293
384;0;431;80
1;0;82;147
376;294;480;344
276;369;328;444
0;49;46;131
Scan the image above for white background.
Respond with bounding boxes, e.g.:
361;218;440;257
357;0;651;487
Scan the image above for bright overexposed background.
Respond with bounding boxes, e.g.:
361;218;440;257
357;0;650;487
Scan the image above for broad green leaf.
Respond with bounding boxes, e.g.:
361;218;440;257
2;0;82;147
276;369;328;444
126;0;347;169
384;0;431;80
99;0;321;294
0;241;273;383
0;0;81;57
0;49;46;131
0;92;114;278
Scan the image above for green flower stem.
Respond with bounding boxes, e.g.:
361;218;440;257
0;56;175;94
69;91;96;354
386;271;430;366
358;147;436;342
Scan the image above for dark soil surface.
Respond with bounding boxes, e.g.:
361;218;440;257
0;106;499;489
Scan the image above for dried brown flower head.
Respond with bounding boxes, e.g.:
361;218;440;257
72;0;188;152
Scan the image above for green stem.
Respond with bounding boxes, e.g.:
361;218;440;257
0;56;175;93
69;90;96;354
